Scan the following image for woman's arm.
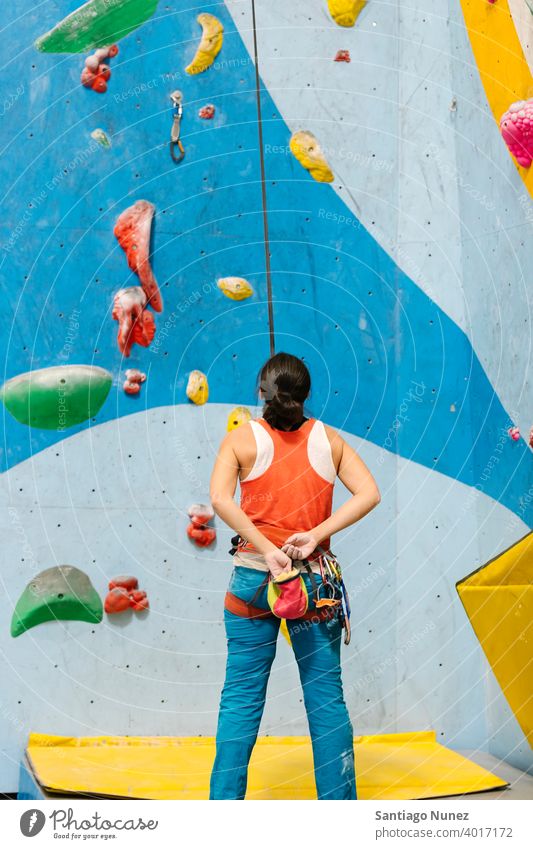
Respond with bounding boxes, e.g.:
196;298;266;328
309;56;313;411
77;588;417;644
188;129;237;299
282;433;381;559
210;432;292;576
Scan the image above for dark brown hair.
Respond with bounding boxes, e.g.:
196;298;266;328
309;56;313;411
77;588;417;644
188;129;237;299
259;352;311;430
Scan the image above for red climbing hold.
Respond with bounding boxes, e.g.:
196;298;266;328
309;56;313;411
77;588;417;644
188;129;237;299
187;503;216;546
106;578;150;614
104;587;131;614
187;523;216;547
198;104;215;119
92;75;108;93
123;369;146;395
129;589;146;603
112;287;155;358
109;575;138;592
130;591;149;611
188;503;215;527
509;426;520;441
81;44;119;93
81;67;96;88
334;50;351;63
114;200;162;313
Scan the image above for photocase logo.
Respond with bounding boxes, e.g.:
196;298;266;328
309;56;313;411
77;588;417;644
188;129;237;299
20;809;46;837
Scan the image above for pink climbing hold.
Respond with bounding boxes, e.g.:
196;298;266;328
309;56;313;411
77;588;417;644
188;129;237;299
123;369;147;395
508;426;520;441
334;50;351;63
112;287;155;358
500;99;533;168
198;104;216;119
114;200;163;313
81;44;119;94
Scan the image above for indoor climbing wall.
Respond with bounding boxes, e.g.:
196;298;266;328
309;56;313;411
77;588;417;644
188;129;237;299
0;0;532;792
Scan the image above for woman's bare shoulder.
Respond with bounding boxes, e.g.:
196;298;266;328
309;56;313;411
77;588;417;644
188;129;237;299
223;421;256;452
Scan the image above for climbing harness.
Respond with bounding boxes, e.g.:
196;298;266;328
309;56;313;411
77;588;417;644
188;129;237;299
170;90;185;163
224;590;333;623
228;536;351;643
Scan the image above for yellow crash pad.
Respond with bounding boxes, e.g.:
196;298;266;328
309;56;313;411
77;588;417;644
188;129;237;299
26;731;507;800
457;531;533;747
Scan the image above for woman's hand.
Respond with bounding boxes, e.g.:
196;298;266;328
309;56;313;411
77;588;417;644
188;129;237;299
264;548;293;578
281;532;318;561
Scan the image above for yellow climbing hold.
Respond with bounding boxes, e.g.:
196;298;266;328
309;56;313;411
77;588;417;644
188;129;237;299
217;277;254;301
186;13;224;75
227;406;252;432
186;370;209;405
289;131;334;183
327;0;367;27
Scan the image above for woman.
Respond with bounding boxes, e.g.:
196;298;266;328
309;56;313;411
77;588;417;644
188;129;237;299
209;352;381;800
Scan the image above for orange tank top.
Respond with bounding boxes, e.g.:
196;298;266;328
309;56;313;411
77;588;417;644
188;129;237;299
239;417;336;553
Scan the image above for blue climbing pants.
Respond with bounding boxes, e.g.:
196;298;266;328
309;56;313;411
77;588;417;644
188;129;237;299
210;566;356;800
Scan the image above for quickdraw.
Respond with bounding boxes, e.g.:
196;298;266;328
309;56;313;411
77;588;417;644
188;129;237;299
305;547;351;645
170;90;185;163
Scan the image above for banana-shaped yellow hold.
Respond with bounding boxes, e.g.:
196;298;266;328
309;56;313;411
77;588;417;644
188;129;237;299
327;0;367;27
289;131;334;183
186;13;224;75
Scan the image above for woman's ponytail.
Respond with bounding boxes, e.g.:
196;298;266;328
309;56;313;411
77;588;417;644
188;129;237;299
259;353;311;430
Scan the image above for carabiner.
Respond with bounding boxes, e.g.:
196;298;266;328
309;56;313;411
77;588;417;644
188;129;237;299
315;580;340;609
170;90;185;163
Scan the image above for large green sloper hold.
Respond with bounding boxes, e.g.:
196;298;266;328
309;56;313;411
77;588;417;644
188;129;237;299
35;0;160;54
11;566;103;637
0;365;112;430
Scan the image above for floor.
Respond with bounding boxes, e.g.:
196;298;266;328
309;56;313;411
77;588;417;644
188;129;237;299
440;751;533;800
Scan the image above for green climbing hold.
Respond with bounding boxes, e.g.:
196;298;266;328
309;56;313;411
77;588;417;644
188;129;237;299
35;0;160;54
0;365;112;430
11;566;103;637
